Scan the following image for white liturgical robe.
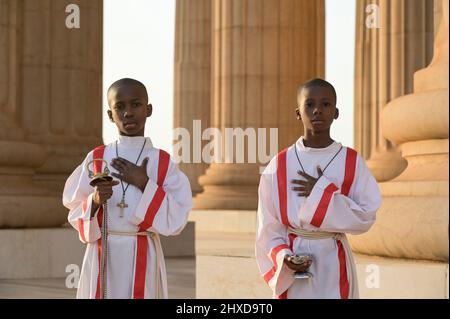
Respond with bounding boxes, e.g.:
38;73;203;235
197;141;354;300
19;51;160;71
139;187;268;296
255;137;381;299
63;135;192;299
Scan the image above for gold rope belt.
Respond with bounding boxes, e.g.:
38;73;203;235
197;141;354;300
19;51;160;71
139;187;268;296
288;227;343;240
107;230;155;237
287;227;359;299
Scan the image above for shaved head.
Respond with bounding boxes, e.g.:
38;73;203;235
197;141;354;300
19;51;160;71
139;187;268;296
107;78;148;104
298;78;337;105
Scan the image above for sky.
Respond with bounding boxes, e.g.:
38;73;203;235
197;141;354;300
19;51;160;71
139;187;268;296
103;0;176;150
103;0;356;153
326;0;356;148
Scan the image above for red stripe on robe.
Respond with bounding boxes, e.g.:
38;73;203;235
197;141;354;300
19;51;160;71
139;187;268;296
335;148;356;299
277;149;293;228
77;219;87;243
77;199;89;243
341;148;357;196
91;145;106;299
288;233;297;251
310;183;339;227
337;240;349;299
133;150;170;299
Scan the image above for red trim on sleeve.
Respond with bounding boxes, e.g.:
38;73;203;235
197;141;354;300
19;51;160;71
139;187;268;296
277;234;298;299
270;244;289;265
277;148;293;228
277;291;288;299
77;219;87;243
263;243;290;287
310;183;339;228
341;148;357;196
82;199;88;213
263;267;276;284
337;240;349;299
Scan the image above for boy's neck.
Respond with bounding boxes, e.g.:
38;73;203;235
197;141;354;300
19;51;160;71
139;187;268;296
119;131;145;137
302;130;334;148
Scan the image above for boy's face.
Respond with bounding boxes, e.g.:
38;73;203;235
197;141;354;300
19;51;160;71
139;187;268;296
296;85;338;133
107;84;152;136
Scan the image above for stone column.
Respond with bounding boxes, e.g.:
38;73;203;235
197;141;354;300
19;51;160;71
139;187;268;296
349;0;449;262
21;0;103;192
174;0;211;196
0;0;103;228
194;0;325;209
354;0;434;182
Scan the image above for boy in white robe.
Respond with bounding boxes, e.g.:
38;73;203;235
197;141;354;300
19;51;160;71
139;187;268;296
255;78;381;299
63;78;192;299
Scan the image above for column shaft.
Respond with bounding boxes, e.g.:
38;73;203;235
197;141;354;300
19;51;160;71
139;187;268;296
194;0;325;209
354;0;434;181
174;0;212;196
0;0;103;228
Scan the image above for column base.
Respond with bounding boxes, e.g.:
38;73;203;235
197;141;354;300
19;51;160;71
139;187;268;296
0;222;195;279
366;148;407;182
348;180;448;261
0;227;85;279
194;163;260;210
0;194;67;228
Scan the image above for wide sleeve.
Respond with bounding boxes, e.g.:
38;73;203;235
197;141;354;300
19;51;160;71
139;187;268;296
255;161;295;297
299;154;382;234
62;152;101;244
129;157;193;236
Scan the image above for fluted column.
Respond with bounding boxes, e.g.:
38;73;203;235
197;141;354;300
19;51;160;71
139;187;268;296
0;0;103;228
349;0;449;262
22;0;103;192
354;0;434;182
0;0;25;142
0;0;50;228
194;0;325;209
174;0;211;196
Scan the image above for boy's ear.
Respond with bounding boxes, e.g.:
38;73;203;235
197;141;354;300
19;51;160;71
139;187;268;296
147;104;153;117
334;108;339;119
295;108;301;120
107;109;114;122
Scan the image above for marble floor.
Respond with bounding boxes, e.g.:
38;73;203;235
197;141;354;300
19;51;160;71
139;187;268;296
0;257;195;299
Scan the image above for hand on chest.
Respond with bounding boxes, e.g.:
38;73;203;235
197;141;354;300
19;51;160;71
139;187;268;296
287;149;345;198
